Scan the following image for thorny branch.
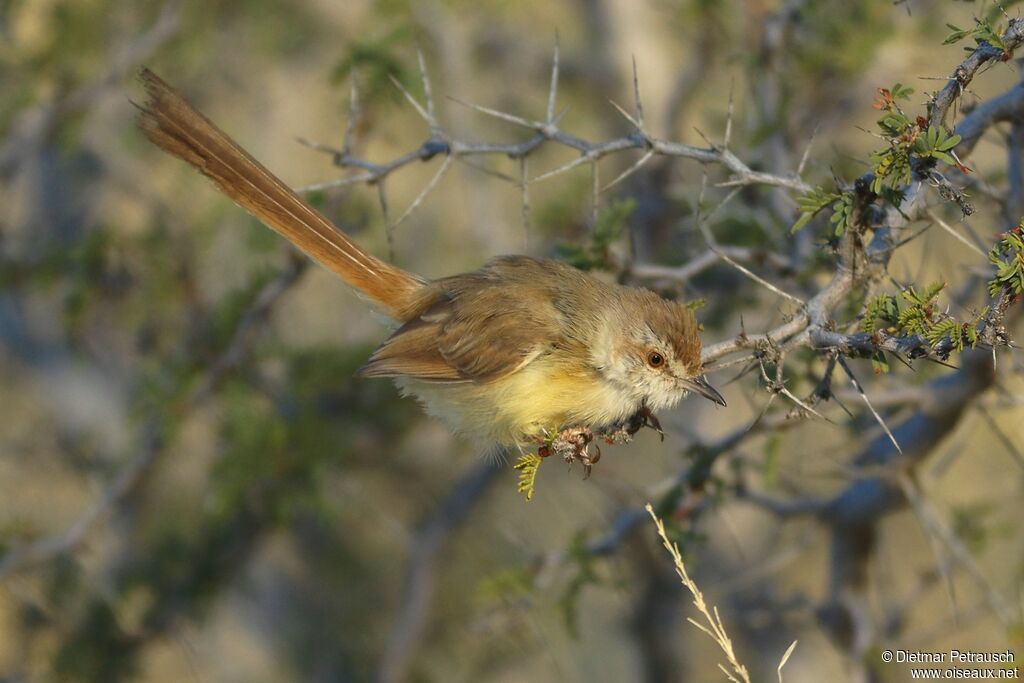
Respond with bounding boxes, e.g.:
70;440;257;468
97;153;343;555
299;47;812;201
455;18;1024;676
4;11;1023;680
302;26;1022;375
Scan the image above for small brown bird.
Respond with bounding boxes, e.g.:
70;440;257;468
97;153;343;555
136;69;724;459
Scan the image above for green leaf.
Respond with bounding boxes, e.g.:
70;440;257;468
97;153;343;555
879;112;910;134
791;186;841;233
988;223;1024;296
943;23;970;44
513;453;543;501
935;133;962;151
891;82;914;100
791;211;814;234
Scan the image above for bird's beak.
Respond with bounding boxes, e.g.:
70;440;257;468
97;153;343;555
683;375;727;407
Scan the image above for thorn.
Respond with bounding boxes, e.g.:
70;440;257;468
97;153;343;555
797;122;821;177
547;32;560;125
608;98;641;130
295;136;342;156
344;72;361;155
694;126;717;150
632;55;645;131
601;149;654;193
393;154;453;227
388;73;431;125
448;95;538;130
838;356;903;455
296;173;376;192
531;152;593;184
724;79;735;150
416;48;436;126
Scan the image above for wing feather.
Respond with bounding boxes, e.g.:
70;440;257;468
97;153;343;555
357;257;568;383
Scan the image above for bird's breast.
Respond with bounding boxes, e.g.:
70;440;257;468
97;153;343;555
395;355;641;446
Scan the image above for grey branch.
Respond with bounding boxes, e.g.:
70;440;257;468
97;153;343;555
929;18;1024;128
300;49;813;198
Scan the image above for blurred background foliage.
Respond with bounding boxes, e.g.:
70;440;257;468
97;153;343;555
1;1;1022;682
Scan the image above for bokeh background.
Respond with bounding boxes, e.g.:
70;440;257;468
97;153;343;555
1;1;1022;681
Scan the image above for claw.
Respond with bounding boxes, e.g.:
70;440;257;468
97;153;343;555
596;405;665;444
641;408;665;441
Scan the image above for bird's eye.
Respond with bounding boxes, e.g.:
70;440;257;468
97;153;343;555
647;351;665;368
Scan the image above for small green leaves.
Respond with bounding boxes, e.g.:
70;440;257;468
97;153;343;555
988;224;1024;296
913;125;962;165
862;294;899;334
870;146;912;193
513;452;542;501
870;351;890;375
943;19;1008;54
869;115;962;193
861;282;946;337
791;186;846;234
829;192;856;236
867;77;965;195
902;281;946;307
796;186;840;215
860;281;985;359
924;318;962;349
878;111;911;136
890;82;914;100
943;23;973;45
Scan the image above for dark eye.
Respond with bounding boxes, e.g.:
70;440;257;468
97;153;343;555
647;351;665;368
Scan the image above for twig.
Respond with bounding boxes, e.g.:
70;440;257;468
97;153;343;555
837;356;902;455
930;18;1024;128
694;177;806;307
925;209;988;259
547;35;560;125
392;154;453;227
602;149;654;193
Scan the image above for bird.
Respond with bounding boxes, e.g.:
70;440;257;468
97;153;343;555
135;68;725;467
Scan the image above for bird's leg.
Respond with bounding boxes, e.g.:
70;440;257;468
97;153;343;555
594;420;636;446
595;405;665;444
539;407;662;479
637;406;665;441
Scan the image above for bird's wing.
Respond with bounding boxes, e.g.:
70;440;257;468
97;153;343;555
357;258;567;383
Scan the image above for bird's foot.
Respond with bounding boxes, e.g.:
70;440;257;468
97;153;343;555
542;425;600;478
538;409;662;479
595;406;665;444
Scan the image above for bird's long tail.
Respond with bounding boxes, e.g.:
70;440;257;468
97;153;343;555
136;68;426;320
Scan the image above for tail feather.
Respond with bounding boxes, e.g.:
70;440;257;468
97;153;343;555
136;68;426;320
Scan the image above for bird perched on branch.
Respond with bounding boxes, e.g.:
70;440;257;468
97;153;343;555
136;68;725;472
